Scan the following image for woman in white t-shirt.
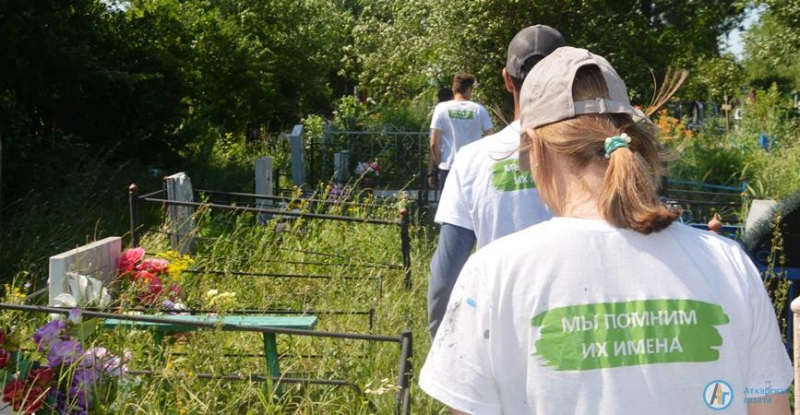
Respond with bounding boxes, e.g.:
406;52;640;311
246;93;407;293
420;47;792;415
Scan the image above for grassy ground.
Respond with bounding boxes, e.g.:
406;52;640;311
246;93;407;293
3;185;447;414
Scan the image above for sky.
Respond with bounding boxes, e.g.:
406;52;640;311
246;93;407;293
720;6;764;60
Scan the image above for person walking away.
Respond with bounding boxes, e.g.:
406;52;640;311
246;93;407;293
427;25;566;338
428;74;493;191
421;47;792;415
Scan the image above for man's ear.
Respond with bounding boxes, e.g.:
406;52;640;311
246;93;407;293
502;68;515;93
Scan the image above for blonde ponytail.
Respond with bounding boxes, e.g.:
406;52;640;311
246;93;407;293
530;66;680;234
600;144;679;234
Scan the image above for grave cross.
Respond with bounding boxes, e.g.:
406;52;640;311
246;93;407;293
721;93;732;132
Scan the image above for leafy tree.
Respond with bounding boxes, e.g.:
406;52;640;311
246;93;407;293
681;54;747;102
353;0;746;114
743;6;800;90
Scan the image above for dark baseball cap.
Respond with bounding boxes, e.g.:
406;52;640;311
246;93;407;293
506;25;567;80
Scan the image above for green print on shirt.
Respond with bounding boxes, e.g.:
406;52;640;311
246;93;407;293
448;109;476;119
530;299;729;371
490;159;534;191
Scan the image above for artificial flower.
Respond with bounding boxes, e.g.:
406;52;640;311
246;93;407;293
68;308;82;325
0;349;10;369
47;339;83;367
33;319;67;351
131;270;154;283
2;379;44;414
118;248;145;274
28;367;55;387
138;276;163;304
137;258;169;275
55;272;111;308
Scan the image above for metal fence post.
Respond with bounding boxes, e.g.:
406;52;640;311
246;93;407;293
400;208;411;290
128;184;140;247
394;330;413;415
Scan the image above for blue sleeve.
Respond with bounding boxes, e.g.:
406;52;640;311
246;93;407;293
428;223;477;339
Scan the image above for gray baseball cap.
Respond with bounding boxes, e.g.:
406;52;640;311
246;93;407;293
506;25;567;80
520;47;638;130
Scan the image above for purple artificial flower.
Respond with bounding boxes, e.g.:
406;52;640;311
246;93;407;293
48;339;84;367
102;355;127;377
68;309;82;325
72;367;100;391
33;319;67;351
81;347;128;377
51;387;90;415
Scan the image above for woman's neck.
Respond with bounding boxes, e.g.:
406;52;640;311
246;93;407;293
556;165;605;219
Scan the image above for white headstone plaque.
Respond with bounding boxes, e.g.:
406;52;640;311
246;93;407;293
166;172;195;254
48;237;121;306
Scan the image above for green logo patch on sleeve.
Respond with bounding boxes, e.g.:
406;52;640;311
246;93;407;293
490;159;535;191
530;299;730;371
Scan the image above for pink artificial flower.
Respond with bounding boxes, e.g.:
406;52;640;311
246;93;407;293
136;258;169;275
118;248;145;274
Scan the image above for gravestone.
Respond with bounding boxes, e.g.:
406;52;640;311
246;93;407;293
255;156;274;225
334;151;350;183
689;101;704;129
288;124;306;186
166;172;195;254
49;237;121;306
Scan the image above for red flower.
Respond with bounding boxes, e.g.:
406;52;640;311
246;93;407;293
137;258;169;275
0;328;6;345
21;385;45;414
166;283;183;301
2;379;25;403
118;248;145;274
138;276;163;304
131;270;155;283
1;380;43;414
27;367;55;387
0;349;10;369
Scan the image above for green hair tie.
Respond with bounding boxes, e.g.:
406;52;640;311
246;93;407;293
604;133;631;159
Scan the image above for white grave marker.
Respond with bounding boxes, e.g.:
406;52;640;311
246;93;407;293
166;172;195;254
288;124;306;186
334;151;350;183
48;237;121;306
255;156;274;225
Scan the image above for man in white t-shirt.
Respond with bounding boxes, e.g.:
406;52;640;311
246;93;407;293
428;26;566;338
427;73;493;191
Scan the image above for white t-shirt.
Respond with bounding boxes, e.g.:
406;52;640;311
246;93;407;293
420;218;792;415
431;100;493;170
435;120;552;248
